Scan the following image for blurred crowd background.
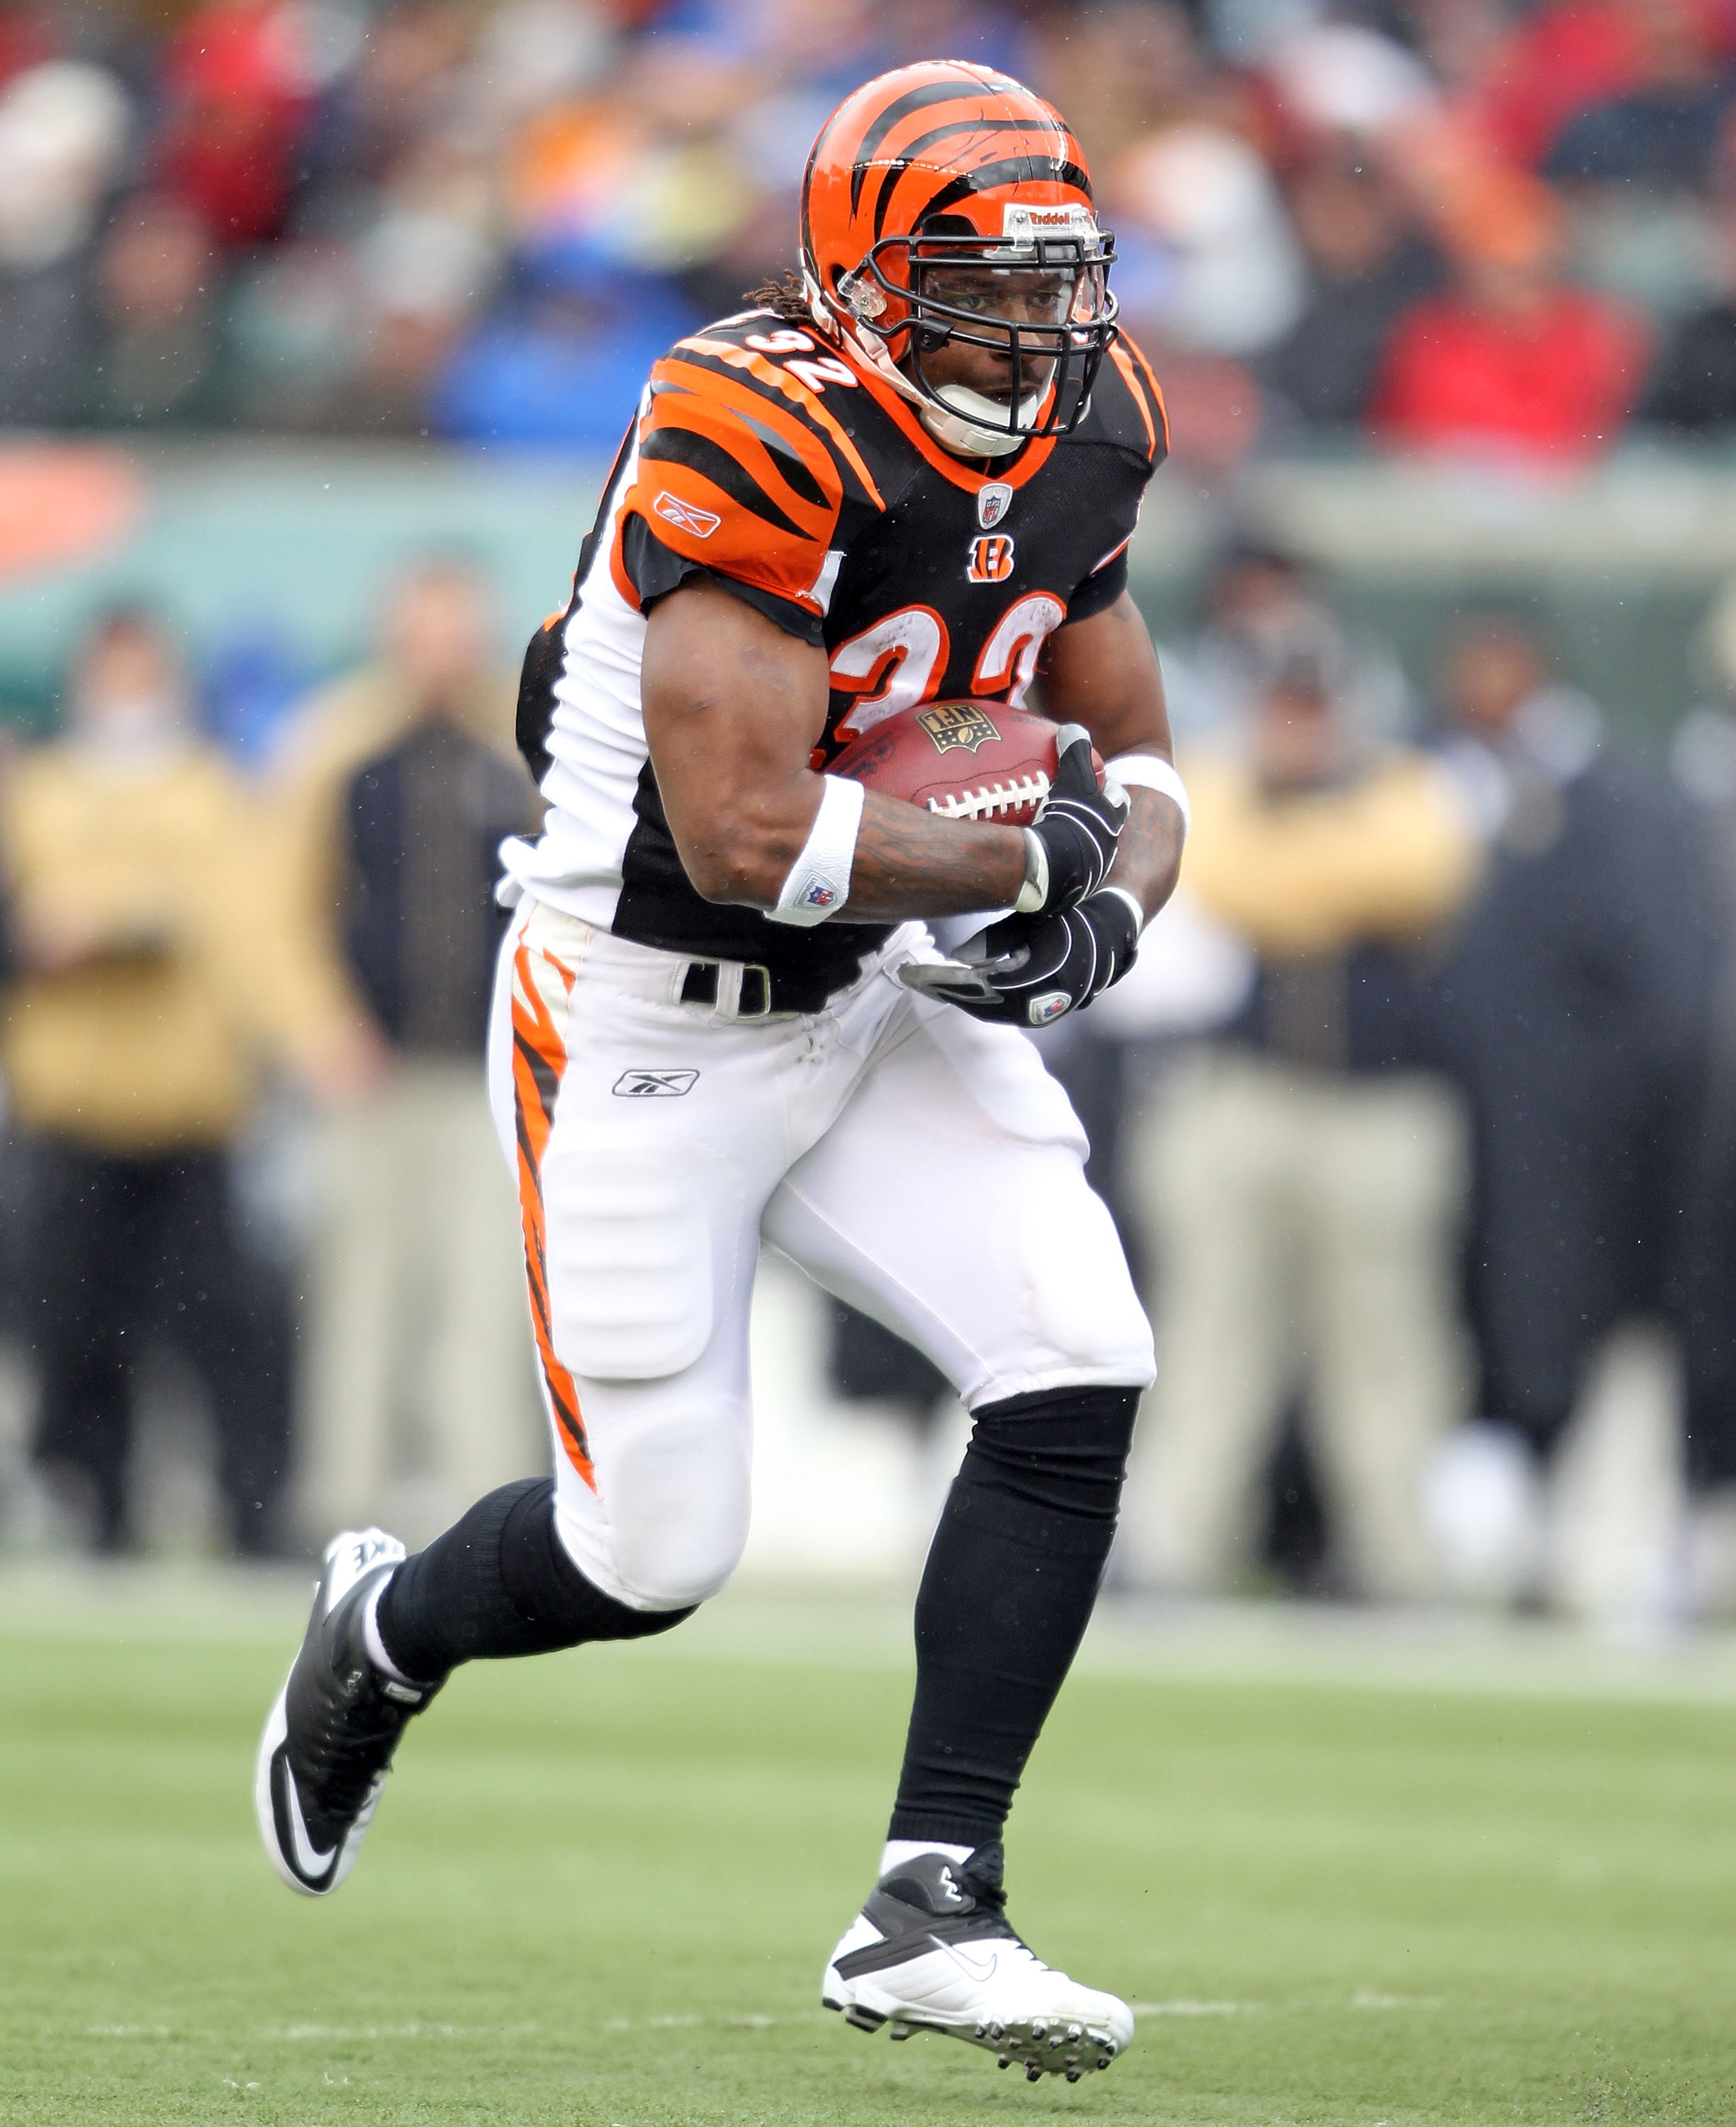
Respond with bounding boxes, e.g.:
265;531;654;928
6;0;1736;1631
9;0;1736;452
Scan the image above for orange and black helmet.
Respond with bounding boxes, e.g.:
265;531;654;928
800;60;1117;450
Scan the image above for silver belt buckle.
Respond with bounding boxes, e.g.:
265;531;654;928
717;961;774;1020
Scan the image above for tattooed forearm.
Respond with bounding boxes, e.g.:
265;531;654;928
839;791;1029;920
1104;786;1186;922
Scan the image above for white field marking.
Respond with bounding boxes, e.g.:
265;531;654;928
269;2021;543;2041
1129;2000;1246;2016
222;2080;261;2090
602;2011;790;2033
1350;1992;1444;2011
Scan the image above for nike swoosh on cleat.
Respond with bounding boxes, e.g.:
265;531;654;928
948;1945;999;1982
273;1750;338;1886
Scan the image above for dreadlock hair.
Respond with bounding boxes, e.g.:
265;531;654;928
744;269;812;321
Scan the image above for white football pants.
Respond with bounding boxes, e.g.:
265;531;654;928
487;898;1154;1612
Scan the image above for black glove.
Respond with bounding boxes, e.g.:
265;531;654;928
1020;723;1130;917
919;888;1143;1027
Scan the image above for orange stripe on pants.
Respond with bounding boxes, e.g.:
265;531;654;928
510;938;594;1490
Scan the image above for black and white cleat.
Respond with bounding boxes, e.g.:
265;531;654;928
254;1528;438;1896
820;1844;1132;2080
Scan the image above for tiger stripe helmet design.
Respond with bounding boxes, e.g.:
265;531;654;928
800;60;1117;457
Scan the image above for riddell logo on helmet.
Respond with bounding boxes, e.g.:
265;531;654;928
1001;203;1097;244
966;535;1016;584
654;491;721;538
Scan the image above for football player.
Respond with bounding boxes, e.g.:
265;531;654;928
257;60;1187;2084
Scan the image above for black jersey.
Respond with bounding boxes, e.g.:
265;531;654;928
510;309;1167;988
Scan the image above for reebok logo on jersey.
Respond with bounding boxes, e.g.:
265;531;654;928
613;1069;699;1098
654;491;721;539
966;535;1015;584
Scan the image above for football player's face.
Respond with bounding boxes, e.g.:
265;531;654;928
915;267;1080;402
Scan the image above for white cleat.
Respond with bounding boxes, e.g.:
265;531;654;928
821;1844;1133;2082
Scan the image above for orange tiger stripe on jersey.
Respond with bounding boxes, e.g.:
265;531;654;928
1107;345;1156;462
510;939;593;1490
1124;334;1171;456
659;357;847;518
672;336;885;507
1111;334;1170;459
646;374;840;543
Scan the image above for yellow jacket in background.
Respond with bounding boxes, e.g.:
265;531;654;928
1180;749;1481;959
0;742;327;1155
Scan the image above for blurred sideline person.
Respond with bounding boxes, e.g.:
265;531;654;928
0;610;330;1553
1429;612;1713;1608
1124;610;1479;1601
1669;581;1736;1613
1156;533;1410;749
271;557;544;1544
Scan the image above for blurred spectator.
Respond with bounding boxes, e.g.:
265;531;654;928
431;262;693;447
1369;167;1650;459
1667;578;1736;1612
150;0;319;248
1122;605;1479;1601
1109;120;1305;355
1262;151;1445;431
1467;0;1657;169
1641;186;1736;425
0;60;129;426
1544;0;1736;191
1158;533;1411;747
0;0;1718;459
0;608;324;1553
1034;4;1237;174
86;194;233;428
1426;610;1713;1602
271;557;545;1546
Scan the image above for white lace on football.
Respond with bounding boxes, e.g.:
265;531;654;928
926;772;1051;822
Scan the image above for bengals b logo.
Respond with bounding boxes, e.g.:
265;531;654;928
966;535;1016;584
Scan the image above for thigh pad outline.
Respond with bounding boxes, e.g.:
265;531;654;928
542;1143;719;1381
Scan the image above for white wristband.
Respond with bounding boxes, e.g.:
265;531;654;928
767;774;863;926
1107;752;1189;838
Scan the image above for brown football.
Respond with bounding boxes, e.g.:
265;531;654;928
829;701;1092;828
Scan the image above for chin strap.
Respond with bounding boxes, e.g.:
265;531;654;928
922;386;1038;459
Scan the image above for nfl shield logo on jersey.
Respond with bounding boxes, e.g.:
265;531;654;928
976;481;1013;530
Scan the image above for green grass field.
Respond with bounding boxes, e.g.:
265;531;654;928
5;1578;1736;2126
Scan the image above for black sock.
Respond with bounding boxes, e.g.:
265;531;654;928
374;1478;693;1684
886;1385;1138;1850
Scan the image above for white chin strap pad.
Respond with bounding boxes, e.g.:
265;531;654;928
922;383;1044;459
768;774;864;927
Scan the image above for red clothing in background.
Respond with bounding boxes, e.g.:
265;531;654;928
1469;1;1642;166
1469;0;1736;167
1368;286;1648;460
